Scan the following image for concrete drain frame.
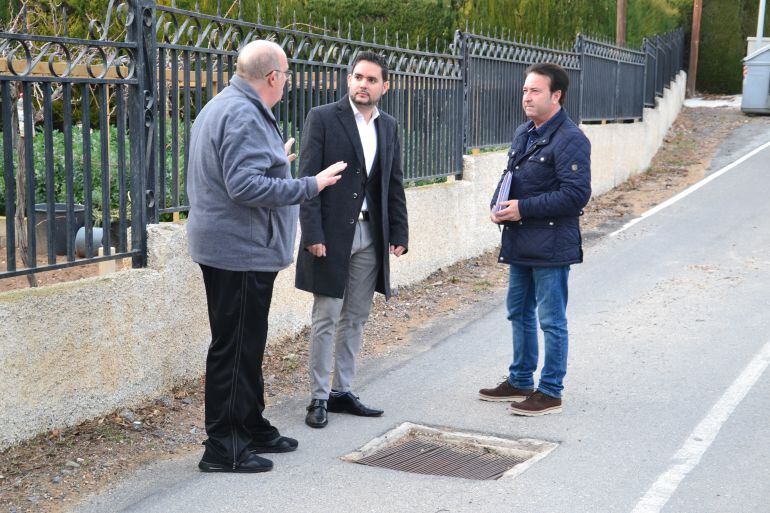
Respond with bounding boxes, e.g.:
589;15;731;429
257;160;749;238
343;422;558;481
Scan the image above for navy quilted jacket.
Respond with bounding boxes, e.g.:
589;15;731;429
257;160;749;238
491;108;591;267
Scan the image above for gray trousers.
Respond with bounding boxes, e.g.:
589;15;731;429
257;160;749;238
310;220;379;400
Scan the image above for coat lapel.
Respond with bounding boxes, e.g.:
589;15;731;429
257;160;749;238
372;116;389;184
336;97;365;170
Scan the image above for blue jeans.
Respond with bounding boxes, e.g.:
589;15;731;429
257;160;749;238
506;264;570;398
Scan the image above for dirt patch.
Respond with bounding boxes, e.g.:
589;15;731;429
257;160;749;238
0;106;762;512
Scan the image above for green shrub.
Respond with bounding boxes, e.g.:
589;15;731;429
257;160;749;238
0;119;186;219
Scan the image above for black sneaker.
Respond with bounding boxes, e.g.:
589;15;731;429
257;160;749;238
478;379;533;402
249;435;298;454
198;445;273;473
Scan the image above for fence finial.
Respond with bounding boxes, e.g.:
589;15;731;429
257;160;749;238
348;21;352;40
406;33;410;49
292;9;296;30
275;5;280;27
361;23;365;42
385;29;389;46
373;26;377;44
465;19;469;32
217;0;221;17
337;19;341;38
396;31;400;48
63;4;68;37
238;0;242;20
257;3;261;24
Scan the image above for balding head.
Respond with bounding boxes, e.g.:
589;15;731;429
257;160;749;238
236;40;285;81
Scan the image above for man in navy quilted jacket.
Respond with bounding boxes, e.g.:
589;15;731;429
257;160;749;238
478;62;591;416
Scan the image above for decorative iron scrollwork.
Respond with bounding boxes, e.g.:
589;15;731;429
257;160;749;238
0;1;137;81
580;37;646;65
464;32;581;70
153;5;462;79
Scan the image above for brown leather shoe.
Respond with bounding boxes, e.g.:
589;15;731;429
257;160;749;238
509;391;562;416
478;379;534;402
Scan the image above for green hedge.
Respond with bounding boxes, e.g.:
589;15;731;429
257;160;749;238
697;0;765;93
2;0;684;51
463;0;682;47
0;120;186;218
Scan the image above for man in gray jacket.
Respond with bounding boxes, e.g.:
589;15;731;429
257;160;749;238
187;40;346;473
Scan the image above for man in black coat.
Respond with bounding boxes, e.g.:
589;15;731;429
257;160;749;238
479;62;591;416
295;51;408;428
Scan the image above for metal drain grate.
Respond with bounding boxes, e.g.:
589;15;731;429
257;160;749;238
356;435;529;480
344;422;557;481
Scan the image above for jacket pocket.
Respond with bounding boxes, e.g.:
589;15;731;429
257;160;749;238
515;220;556;260
266;209;276;247
250;208;272;247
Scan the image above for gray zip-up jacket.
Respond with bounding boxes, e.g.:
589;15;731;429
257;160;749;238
186;75;318;272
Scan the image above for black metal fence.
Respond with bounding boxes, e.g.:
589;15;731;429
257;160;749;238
149;4;464;221
462;31;581;149
0;0;685;281
0;1;146;280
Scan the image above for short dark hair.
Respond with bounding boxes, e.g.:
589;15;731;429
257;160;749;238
525;62;569;105
349;51;389;82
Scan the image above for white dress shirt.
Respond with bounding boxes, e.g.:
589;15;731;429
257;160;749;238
349;97;379;212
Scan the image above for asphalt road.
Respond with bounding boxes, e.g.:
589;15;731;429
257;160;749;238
75;138;770;513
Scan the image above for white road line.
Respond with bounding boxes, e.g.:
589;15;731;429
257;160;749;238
631;339;770;513
610;140;770;237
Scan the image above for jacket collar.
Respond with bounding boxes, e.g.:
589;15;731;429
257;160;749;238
522;107;567;146
229;75;281;133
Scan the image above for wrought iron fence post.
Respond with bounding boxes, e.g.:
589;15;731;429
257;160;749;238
614;52;621;121
459;30;469;158
126;0;156;268
575;34;585;124
143;0;158;225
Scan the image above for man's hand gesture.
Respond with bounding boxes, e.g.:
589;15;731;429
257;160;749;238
315;161;347;192
284;137;297;163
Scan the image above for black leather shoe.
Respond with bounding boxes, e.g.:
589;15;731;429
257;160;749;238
198;448;273;473
327;392;383;417
249;435;298;454
305;399;328;428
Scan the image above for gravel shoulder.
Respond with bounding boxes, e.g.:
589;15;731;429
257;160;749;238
1;105;767;513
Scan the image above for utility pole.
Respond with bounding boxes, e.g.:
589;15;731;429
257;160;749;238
616;0;627;46
687;0;703;97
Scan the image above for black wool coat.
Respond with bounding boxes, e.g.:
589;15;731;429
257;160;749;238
295;97;409;299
